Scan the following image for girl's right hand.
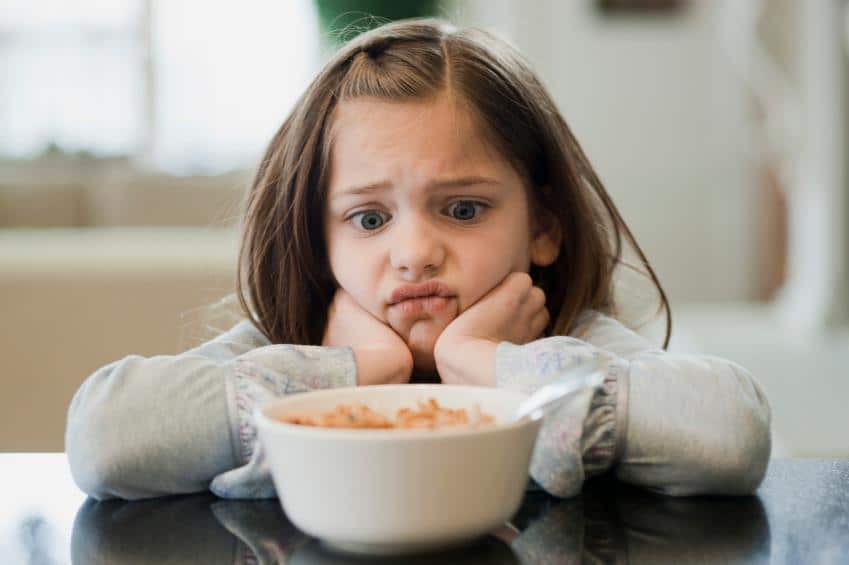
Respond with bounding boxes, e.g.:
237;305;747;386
322;288;413;386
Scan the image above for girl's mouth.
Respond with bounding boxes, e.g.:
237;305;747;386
388;281;456;317
388;280;454;305
390;295;453;316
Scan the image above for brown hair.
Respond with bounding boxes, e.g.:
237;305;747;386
237;18;671;348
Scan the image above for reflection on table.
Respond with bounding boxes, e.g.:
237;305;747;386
70;477;770;564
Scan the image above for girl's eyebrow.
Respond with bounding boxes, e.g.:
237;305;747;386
333;176;501;200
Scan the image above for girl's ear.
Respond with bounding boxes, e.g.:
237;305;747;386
529;202;562;267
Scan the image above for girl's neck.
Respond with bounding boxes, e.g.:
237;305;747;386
410;369;441;384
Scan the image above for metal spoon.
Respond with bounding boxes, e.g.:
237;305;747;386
512;368;607;424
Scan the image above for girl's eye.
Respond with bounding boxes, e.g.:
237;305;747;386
447;200;486;221
350;210;388;231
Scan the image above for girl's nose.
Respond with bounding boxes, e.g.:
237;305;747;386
389;217;445;280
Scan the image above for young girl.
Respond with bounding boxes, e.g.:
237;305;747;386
66;18;771;501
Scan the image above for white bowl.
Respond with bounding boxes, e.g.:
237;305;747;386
255;384;542;555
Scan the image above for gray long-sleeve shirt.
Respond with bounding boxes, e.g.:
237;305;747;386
65;310;771;500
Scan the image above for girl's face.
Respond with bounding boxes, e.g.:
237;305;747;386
324;92;559;372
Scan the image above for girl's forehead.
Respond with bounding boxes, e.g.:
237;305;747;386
327;94;517;192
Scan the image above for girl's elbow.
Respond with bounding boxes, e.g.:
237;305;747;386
705;439;771;496
66;386;128;500
67;423;150;501
66;425;119;500
678;359;773;495
67;455;118;501
726;407;772;494
728;362;773;492
681;399;772;497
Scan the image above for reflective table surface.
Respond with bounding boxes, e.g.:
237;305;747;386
2;454;848;564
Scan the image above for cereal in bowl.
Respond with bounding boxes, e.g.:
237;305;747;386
278;398;495;430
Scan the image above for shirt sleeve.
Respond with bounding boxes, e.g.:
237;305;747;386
65;320;357;501
494;311;772;498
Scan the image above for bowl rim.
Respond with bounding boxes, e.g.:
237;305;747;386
254;384;536;441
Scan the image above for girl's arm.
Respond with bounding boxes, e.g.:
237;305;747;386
66;320;358;500
495;311;771;498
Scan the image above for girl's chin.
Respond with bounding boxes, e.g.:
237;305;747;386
405;319;445;372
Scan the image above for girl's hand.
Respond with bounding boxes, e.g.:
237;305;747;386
434;273;549;386
323;288;413;386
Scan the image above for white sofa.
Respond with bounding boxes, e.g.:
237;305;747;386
0;227;239;451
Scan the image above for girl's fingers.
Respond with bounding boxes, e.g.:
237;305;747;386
528;286;546;311
528;308;549;341
512;272;534;291
494;276;547;343
519;286;546;319
514;283;544;307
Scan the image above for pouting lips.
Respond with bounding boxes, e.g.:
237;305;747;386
388;280;455;305
390;295;453;316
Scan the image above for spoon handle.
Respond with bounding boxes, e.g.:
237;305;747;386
513;370;607;423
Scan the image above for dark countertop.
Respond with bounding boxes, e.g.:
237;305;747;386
2;454;848;564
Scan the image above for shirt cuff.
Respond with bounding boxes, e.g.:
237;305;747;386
494;338;627;493
581;365;625;477
226;345;357;465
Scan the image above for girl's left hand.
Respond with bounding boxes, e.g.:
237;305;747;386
434;272;549;386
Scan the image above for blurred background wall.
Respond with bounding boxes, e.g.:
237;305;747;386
1;0;846;458
461;0;763;302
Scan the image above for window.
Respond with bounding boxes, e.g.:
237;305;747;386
0;0;320;174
